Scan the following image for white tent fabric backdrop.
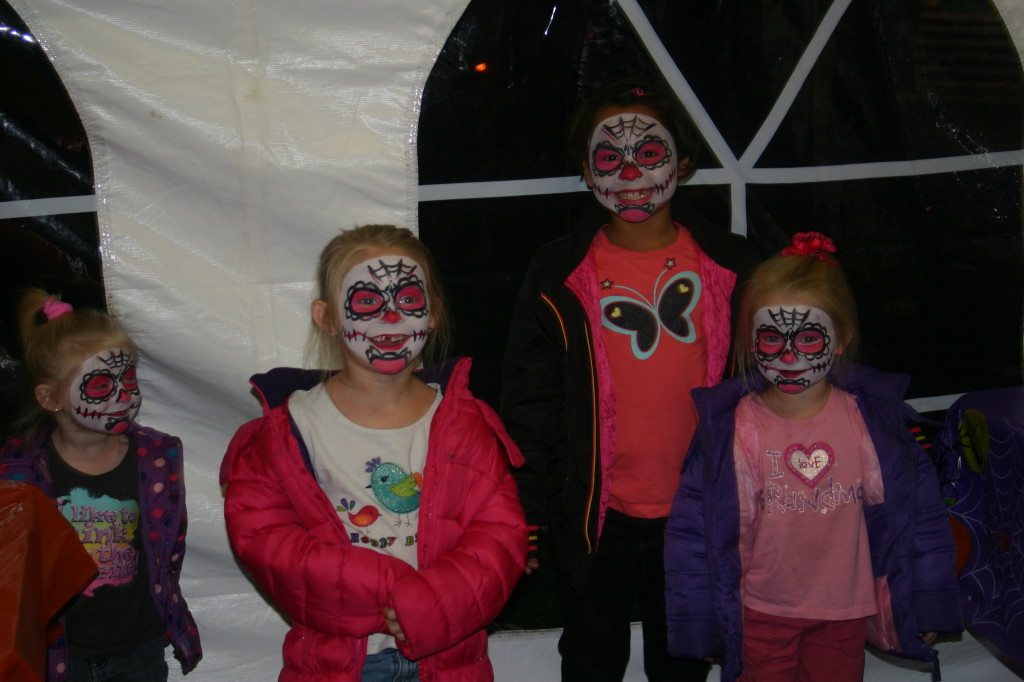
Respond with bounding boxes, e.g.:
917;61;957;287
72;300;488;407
7;0;1023;678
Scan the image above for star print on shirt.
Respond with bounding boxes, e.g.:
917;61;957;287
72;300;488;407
601;279;614;289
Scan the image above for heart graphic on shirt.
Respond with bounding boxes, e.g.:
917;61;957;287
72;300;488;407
784;442;834;487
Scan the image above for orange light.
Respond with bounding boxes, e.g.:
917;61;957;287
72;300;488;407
474;63;487;72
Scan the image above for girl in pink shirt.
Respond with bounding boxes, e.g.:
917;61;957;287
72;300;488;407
665;232;961;682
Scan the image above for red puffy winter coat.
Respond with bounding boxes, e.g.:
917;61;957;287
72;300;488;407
221;358;527;681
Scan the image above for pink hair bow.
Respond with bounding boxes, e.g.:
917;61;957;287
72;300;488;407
781;231;838;264
42;296;74;321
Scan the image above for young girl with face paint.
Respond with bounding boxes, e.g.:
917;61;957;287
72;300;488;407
0;289;201;681
221;224;527;682
501;80;758;682
663;233;962;682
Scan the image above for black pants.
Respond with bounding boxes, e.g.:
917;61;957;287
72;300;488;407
558;509;710;682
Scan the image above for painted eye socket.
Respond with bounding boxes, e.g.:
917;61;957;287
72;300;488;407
349;288;385;315
755;330;786;355
394;284;426;312
593;145;624;174
82;371;117;402
793;330;825;354
635;139;668;167
121;366;139;392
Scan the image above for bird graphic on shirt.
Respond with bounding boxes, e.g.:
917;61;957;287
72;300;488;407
365;458;422;514
336;498;381;527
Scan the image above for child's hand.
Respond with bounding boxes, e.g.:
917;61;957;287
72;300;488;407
524;557;540;575
920;632;938;644
383;607;407;642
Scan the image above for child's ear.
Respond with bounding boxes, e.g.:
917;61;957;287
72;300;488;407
677;156;692;178
581;161;594;189
311;299;335;335
35;384;60;412
838;330;853;356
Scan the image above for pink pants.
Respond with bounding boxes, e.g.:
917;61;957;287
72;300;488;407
738;606;868;682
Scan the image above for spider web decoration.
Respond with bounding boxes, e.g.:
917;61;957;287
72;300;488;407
943;388;1024;666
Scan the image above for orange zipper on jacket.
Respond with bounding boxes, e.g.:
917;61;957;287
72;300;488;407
540;291;599;554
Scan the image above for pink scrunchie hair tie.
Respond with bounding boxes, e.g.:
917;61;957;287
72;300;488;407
42;296;74;321
781;231;839;265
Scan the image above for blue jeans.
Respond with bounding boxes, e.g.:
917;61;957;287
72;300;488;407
362;648;420;682
67;637;168;682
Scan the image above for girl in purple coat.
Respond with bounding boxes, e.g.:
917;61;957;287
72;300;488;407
664;233;961;681
0;289;201;681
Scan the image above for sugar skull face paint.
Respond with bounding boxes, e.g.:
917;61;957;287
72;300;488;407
753;305;836;394
340;255;431;374
588;112;679;223
68;348;141;434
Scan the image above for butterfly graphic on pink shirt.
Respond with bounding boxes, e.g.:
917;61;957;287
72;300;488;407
600;260;701;360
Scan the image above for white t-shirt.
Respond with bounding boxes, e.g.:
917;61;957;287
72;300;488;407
288;381;440;653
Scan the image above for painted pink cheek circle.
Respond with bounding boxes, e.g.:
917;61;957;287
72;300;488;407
395;286;426;312
636;141;667;166
593;150;622;173
350;292;384;315
86;377;114;399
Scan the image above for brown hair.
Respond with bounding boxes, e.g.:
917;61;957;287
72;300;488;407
17;288;135;430
307;224;451;370
733;246;859;384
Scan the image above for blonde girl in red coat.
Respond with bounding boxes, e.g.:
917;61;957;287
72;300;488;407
222;224;527;682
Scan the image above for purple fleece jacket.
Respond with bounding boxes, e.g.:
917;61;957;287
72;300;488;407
665;365;962;681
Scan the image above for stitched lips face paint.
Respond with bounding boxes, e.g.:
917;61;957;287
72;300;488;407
340;255;430;374
588;112;678;223
68;348;141;434
753;305;836;394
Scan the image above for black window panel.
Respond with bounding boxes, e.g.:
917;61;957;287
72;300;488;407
420;0;1024;405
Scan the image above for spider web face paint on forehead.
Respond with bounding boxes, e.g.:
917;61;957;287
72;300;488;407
67;347;142;434
588;113;679;223
753;305;836;394
339;255;431;375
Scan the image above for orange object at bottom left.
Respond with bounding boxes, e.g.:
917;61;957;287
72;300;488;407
0;479;96;681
